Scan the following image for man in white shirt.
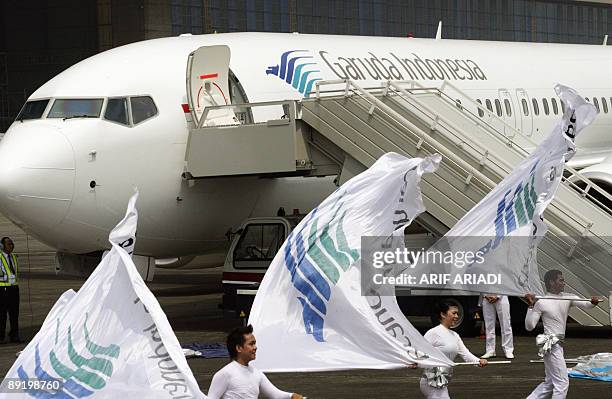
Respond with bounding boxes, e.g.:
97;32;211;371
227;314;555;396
208;325;304;399
480;294;514;359
524;270;601;399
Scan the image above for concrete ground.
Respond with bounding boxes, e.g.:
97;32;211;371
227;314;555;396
0;266;610;398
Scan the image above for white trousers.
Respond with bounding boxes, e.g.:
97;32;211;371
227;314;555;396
419;378;450;399
482;295;514;354
527;344;569;399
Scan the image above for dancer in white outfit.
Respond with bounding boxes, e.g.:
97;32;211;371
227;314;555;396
481;294;514;359
208;325;303;399
524;270;601;399
420;301;488;398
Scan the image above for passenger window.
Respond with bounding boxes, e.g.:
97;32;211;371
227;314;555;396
104;98;129;125
532;98;539;115
476;99;484;117
48;99;103;119
593;97;600;112
551;98;558;115
521;99;529;116
504;99;512;117
542;98;549;115
560;100;565;113
494;99;502;117
16;99;49;121
233;223;286;269
485;99;493;112
602;97;608;113
130;96;158;125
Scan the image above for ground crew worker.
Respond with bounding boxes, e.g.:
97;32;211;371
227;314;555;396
0;236;22;343
208;325;304;399
524;269;602;399
481;294;514;359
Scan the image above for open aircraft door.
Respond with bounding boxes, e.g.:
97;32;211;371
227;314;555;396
184;45;304;178
515;88;533;136
186;45;238;127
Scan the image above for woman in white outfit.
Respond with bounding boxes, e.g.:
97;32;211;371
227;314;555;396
420;301;488;399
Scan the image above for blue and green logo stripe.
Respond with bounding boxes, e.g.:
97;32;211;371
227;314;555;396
17;313;120;398
284;192;359;342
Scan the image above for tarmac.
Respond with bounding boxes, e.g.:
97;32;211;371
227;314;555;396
0;265;610;399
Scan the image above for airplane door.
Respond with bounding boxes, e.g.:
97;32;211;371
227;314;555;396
515;89;533;136
498;89;516;136
186;45;237;127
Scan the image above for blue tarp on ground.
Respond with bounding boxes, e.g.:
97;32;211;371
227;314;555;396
182;343;229;359
569;353;612;382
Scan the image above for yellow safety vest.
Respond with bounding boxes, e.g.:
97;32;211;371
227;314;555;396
0;252;18;286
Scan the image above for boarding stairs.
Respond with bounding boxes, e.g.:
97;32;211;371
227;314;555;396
184;71;611;325
299;79;612;327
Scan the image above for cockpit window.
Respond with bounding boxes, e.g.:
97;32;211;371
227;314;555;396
16;99;49;121
48;99;103;119
130;96;158;125
104;98;129;125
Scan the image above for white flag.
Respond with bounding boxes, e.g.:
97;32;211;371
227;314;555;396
249;153;454;372
0;192;206;398
399;84;598;296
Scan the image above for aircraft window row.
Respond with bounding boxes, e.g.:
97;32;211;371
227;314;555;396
529;97;562;117
585;96;612;114
475;97;515;119
48;99;104;119
16;99;49;121
476;95;581;120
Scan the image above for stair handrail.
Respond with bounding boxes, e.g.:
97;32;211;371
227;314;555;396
312;79;497;191
311;79;604;238
394;80;612;217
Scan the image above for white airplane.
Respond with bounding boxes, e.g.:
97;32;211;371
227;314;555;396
0;32;611;274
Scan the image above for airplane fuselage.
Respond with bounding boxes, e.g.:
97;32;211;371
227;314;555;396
0;32;610;258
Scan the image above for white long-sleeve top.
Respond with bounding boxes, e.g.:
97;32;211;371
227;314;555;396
207;361;292;399
423;324;479;364
525;293;595;335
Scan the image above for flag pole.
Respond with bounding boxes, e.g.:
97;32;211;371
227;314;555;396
529;359;580;363
534;296;606;302
454;360;512;365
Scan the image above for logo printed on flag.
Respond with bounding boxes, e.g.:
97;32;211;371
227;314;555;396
471;162;539;266
284;192;359;342
16;314;120;398
1;192;205;398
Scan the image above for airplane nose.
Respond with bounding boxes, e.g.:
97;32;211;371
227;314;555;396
0;124;75;235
